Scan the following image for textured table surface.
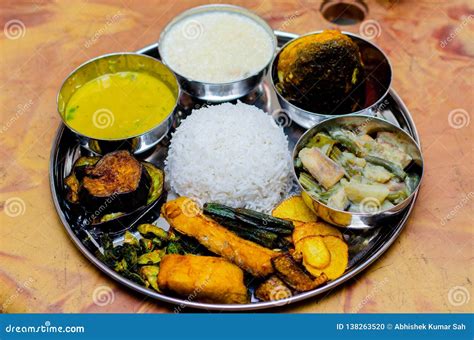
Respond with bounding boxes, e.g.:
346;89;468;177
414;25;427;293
0;0;472;313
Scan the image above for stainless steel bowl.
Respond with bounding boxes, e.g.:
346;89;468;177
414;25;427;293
57;53;180;154
272;31;392;128
293;115;423;229
158;4;277;102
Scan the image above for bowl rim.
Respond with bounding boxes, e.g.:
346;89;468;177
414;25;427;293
157;4;278;86
56;52;180;142
292;114;424;217
270;30;393;118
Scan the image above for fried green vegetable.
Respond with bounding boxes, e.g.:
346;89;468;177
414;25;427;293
137;224;168;240
98;212;125;223
139;266;160;292
139;238;155;253
137;249;165;265
203;203;293;234
166;242;185;255
123;231;139;247
122;244;138;270
142;162;164;205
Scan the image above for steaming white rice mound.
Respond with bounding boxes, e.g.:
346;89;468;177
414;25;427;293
165;102;291;211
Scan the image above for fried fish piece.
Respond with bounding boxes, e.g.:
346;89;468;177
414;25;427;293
158;254;249;304
162;197;279;277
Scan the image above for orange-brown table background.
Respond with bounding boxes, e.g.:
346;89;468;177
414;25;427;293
0;0;472;313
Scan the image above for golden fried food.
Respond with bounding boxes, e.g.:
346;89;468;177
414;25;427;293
292;221;342;244
255;275;292;302
158;254;249;304
272;195;318;222
302;236;349;280
161;197;279;277
272;253;327;292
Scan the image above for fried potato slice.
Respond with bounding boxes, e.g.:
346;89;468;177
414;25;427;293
292;221;342;244
303;236;348;280
272;195;318;222
300;236;331;269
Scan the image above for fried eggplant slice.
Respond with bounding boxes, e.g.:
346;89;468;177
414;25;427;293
162;197;279;277
272;253;327;292
255;275;292;302
80;150;150;213
158;254;249;304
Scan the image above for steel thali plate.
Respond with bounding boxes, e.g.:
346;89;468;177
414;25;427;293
50;31;420;311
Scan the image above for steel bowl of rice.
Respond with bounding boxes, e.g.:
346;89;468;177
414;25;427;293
158;5;277;102
165;102;292;212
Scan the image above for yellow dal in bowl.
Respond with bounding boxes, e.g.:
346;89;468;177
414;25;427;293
64;71;176;140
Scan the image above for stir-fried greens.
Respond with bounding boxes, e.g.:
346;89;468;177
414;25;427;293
296;128;421;212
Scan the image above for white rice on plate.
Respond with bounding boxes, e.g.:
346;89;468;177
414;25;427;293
165;102;291;211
